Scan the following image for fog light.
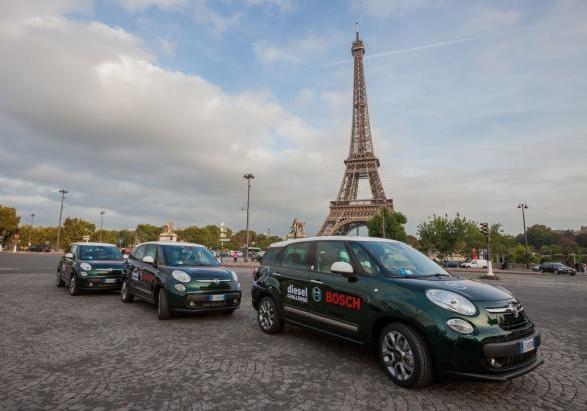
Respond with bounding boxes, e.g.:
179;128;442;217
189;301;195;307
174;284;186;292
489;358;502;368
447;318;474;334
80;272;88;277
88;282;93;287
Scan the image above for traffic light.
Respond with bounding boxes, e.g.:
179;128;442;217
479;223;488;235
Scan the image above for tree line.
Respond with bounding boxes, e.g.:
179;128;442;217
2;203;586;262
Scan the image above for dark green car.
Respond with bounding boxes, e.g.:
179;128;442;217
121;241;241;320
56;242;126;295
251;237;542;388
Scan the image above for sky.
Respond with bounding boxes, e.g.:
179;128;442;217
0;0;586;237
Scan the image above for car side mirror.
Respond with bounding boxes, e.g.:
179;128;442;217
64;252;74;260
123;254;129;259
142;256;155;264
217;257;221;264
331;261;354;276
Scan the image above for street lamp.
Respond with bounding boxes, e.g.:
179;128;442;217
55;189;69;252
517;203;530;269
243;173;255;262
99;210;105;242
28;213;35;246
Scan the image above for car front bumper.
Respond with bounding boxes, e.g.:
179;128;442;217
442;353;543;382
169;290;242;312
78;276;122;290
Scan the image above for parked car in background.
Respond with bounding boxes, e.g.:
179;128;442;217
121;241;241;319
28;244;50;252
442;260;460;268
461;259;488;269
538;262;576;275
56;242;125;295
254;250;265;261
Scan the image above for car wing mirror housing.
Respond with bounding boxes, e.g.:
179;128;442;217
64;252;74;260
331;261;354;277
123;254;129;259
142;256;155;264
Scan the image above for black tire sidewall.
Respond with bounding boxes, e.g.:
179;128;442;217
157;288;171;320
69;275;79;296
378;323;433;388
258;296;282;334
121;280;134;303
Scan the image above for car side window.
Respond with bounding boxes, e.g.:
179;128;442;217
262;247;281;266
349;243;379;275
144;245;157;261
132;245;146;260
281;242;312;270
315;241;350;274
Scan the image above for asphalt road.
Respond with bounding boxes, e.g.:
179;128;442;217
0;252;586;410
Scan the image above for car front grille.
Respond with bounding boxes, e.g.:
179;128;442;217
486;301;530;331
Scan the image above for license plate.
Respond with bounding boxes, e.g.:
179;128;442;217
103;278;118;284
520;337;535;353
208;294;226;301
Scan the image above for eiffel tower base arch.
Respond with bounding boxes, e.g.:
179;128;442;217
317;200;393;236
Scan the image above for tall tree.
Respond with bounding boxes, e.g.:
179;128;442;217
62;218;95;248
366;208;407;242
0;205;20;246
135;224;162;243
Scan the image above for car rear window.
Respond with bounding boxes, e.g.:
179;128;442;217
262;247;281;266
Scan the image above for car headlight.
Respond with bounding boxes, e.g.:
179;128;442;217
80;263;92;271
172;270;191;283
426;289;477;316
230;270;238;281
446;318;474;334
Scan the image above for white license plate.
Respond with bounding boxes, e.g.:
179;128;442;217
103;278;118;284
520;337;535;353
208;294;226;301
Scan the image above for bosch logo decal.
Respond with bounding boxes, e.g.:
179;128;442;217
325;291;361;310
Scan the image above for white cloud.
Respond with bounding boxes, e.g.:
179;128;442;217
463;10;520;33
351;0;444;18
118;0;188;13
253;31;342;65
244;0;296;13
0;11;342;234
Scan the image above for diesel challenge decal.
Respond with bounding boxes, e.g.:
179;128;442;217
325;291;361;310
287;284;308;303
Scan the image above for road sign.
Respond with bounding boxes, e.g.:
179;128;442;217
82;235;90;242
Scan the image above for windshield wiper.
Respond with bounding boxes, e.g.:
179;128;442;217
420;273;452;278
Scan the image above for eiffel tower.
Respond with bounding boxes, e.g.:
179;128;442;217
317;26;393;236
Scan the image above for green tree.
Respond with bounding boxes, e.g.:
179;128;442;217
417;213;470;257
0;205;20;246
62;218;95;248
366;208;407;242
523;224;557;249
135;224;162;242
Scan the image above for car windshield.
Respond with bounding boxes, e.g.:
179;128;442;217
79;246;123;261
162;245;219;267
359;241;451;277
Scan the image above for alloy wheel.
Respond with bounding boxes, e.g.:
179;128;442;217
258;300;274;330
381;330;415;381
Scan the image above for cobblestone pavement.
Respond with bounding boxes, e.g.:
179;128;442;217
0;253;586;410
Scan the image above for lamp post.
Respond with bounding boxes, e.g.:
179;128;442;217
517;203;530;269
243;173;255;262
99;210;105;242
28;213;35;246
55;189;68;252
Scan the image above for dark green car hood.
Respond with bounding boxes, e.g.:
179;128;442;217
394;277;513;302
166;266;233;280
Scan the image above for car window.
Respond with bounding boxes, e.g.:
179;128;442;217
262;247;281;266
315;241;350;273
132;245;146;260
79;246;123;260
281;242;312;270
348;242;379;274
144;244;157;261
161;245;219;267
71;245;78;257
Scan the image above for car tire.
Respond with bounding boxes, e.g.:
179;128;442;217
257;296;283;334
69;275;79;296
56;271;65;287
540;268;544;273
554;269;559;275
379;322;433;389
120;279;134;303
157;288;171;320
570;272;576;276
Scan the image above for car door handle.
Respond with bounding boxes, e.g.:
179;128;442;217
272;272;282;277
311;279;323;284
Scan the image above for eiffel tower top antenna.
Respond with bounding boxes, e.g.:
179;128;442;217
355;22;359;40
